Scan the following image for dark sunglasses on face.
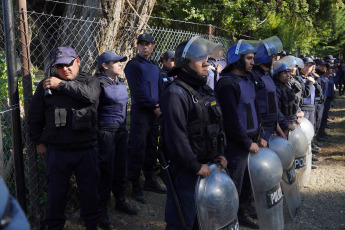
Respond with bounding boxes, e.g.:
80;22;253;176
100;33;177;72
55;59;76;69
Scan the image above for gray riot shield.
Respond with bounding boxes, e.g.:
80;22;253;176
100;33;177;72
269;136;301;221
288;126;309;191
248;148;284;230
195;164;239;230
294;117;314;188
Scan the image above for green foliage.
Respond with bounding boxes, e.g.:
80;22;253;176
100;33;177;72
0;51;38;105
151;0;345;57
0;51;9;101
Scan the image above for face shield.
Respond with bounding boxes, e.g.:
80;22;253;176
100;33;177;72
273;61;291;77
255;36;283;62
182;36;218;63
210;44;224;60
280;56;304;69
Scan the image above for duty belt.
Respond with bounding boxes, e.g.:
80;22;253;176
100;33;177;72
0;197;13;229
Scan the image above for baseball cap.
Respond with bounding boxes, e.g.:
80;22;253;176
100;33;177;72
302;57;315;64
161;50;175;61
97;51;127;68
52;46;78;66
137;33;154;44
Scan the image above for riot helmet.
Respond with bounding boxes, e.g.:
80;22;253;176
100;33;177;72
175;36;217;69
254;36;283;66
170;36;219;81
225;39;258;71
273;61;291;77
280;55;304;69
210;43;224;60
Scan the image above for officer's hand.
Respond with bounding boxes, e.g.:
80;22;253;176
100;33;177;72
249;142;259;153
216;156;228;168
297;111;304;118
258;138;267;148
288;123;295;131
196;164;211;178
44;77;62;90
217;64;223;72
296;119;301;124
209;65;216;71
36;143;47;157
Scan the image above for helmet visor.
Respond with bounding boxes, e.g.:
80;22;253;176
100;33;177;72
258;36;283;58
182;36;218;62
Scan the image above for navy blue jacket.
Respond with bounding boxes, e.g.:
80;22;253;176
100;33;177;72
124;54;160;110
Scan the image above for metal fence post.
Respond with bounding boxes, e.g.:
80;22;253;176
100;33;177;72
17;0;42;226
208;24;212;40
2;0;27;212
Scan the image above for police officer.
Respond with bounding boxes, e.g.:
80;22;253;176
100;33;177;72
96;51;138;229
318;64;336;142
124;33;166;204
251;36;285;141
298;57;323;163
336;58;345;96
272;62;300;137
160;50;175;83
215;41;267;229
313;60;329;146
160;36;227;230
207;43;226;89
28;46;100;230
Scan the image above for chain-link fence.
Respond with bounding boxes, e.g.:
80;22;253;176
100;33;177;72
1;1;237;229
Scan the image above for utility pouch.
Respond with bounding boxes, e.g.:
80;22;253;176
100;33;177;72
72;107;92;131
54;108;67;127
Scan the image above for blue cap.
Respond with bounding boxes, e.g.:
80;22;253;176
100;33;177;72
137;33;154;44
97;51;127;68
52;46;78;66
161;50;175;61
325;55;335;60
315;60;326;66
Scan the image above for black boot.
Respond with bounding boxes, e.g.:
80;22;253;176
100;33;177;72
131;180;148;204
98;202;115;230
143;176;167;194
238;208;259;229
115;197;138;215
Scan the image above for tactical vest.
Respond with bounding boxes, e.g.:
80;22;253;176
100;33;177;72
98;75;129;129
130;57;160;106
42;73;98;147
301;76;316;105
174;80;224;164
275;81;299;118
251;69;278;118
222;74;259;134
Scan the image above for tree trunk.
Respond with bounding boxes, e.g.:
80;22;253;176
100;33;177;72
27;0;156;72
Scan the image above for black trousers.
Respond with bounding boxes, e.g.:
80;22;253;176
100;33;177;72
45;145;100;230
98;128;128;206
127;108;159;181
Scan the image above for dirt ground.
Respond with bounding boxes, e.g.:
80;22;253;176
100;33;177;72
66;95;345;230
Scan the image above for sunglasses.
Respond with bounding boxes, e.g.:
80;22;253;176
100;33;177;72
55;59;76;69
